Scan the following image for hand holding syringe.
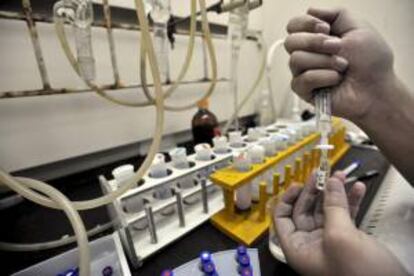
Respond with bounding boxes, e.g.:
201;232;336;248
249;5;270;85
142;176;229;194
315;89;334;190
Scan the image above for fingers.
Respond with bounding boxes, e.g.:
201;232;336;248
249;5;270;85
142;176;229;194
314;171;346;227
348;181;367;220
289;51;348;77
274;185;302;248
292;173;318;231
287;14;330;34
323;176;353;231
291;70;343;102
307;7;360;35
284;33;342;54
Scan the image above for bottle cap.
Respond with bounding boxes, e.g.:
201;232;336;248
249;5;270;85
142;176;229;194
213;136;229;153
239;266;253;276
195;143;213;161
236;245;247;255
234;151;251;172
248;145;265;164
161;270;174;276
169;147;189;169
200;251;212;263
150;153;168;178
201;262;217;275
112;164;134;186
229;131;244;147
237;254;250;267
197;98;209;109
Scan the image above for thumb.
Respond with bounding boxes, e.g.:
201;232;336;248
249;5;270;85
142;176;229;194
323;176;353;230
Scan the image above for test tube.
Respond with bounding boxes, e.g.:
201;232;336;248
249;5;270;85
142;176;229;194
315;89;334;190
234;151;252;211
170;148;198;204
151;154;174;215
112;165;147;230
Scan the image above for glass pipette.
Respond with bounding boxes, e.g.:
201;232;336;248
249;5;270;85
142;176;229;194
315;89;334;190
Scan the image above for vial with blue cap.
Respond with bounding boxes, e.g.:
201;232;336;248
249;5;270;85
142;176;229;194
199;251;218;275
161;269;174;276
57;267;79;276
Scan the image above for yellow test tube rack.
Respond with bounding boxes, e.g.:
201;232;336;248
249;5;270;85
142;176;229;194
209;119;350;245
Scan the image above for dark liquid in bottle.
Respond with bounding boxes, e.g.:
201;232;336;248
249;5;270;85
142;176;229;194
192;107;220;146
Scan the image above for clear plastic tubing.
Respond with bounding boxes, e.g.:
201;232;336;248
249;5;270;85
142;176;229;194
150;0;171;83
315;89;334;190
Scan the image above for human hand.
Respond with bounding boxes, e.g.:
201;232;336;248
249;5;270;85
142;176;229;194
273;171;408;276
285;8;397;123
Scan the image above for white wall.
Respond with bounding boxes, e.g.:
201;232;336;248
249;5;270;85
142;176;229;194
1;0;413;171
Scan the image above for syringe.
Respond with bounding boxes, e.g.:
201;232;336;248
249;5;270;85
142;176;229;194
315;89;334;190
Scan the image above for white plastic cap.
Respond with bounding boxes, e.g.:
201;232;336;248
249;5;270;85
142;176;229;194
169;147;189;169
259;137;276;157
112;164;135;185
247;128;260;141
213;136;229;153
229;131;243;146
150;153;168;178
234;151;251;172
248;144;265;164
256;127;268;138
195;143;213;161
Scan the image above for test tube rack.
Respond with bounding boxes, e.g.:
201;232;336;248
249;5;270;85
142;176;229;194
209;119;349;245
99;149;233;268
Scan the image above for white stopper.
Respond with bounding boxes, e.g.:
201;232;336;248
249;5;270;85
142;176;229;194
213;136;229;153
169;147;189;169
270;134;288;151
256;127;268;138
112;164;135;186
229;131;244;147
195;143;213;161
248;144;265;164
259;137;276;157
247;128;260;141
279;128;296;144
149;153;168;178
234;151;251;172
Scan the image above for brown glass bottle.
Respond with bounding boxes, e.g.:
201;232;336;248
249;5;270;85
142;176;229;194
191;98;221;146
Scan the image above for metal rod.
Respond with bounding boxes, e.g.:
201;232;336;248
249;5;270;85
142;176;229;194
201;178;209;214
175;188;186;227
0;78;229;99
144;205;158;244
102;0;121;87
21;0;51;90
0;10;230;40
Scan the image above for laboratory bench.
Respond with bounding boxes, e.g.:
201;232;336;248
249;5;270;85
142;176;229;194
0;146;389;276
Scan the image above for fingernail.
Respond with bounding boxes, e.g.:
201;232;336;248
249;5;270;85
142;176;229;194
323;37;342;49
335;56;349;71
314;22;330;34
